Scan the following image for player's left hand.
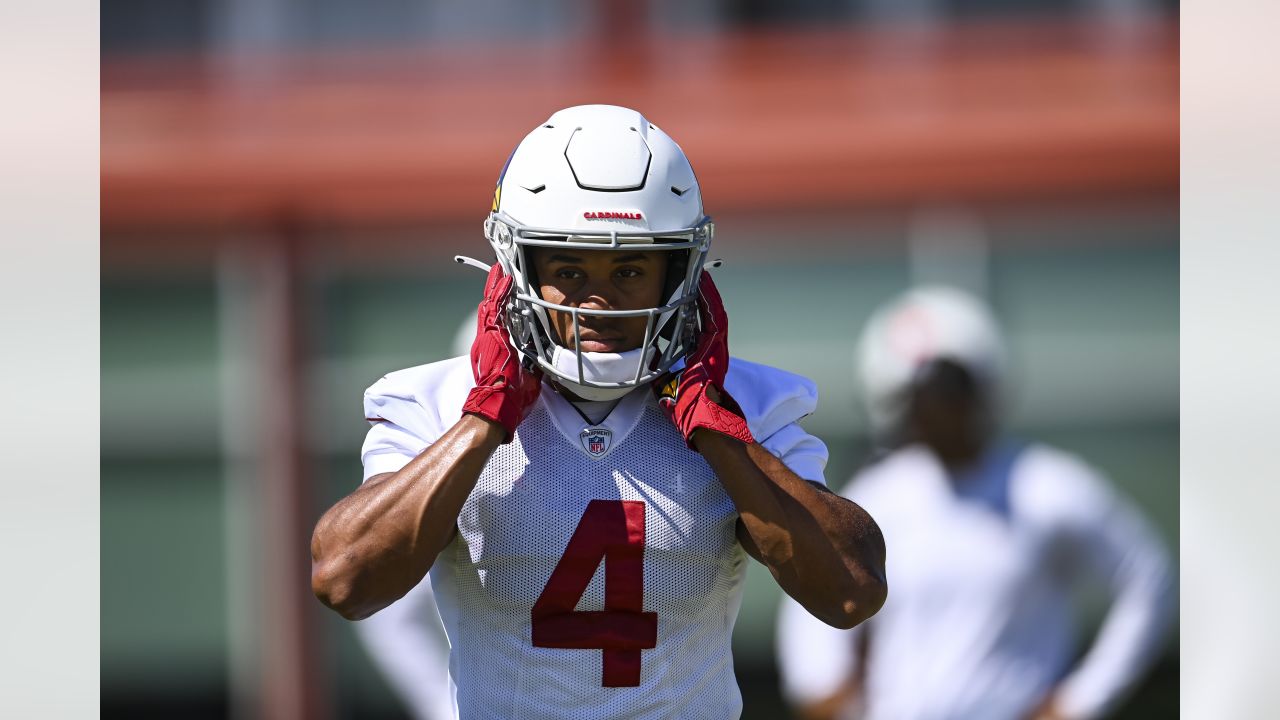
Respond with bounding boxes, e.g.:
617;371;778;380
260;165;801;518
654;273;755;449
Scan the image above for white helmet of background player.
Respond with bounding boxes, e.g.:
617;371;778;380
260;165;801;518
483;104;712;401
855;286;1006;439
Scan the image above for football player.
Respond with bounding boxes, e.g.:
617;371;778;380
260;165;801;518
310;105;888;719
776;286;1174;720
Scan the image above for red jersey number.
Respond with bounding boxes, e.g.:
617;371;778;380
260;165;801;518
531;499;657;687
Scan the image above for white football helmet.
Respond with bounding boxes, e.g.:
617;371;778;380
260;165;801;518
855;286;1006;437
479;105;713;400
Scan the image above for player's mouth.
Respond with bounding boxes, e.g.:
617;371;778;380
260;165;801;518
574;329;628;353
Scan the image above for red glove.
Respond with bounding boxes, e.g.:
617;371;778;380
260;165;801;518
655;273;755;448
461;264;542;442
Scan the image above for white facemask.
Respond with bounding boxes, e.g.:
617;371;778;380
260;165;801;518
549;345;656;401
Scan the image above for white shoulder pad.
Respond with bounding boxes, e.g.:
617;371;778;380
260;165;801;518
363;356;475;446
723;357;818;441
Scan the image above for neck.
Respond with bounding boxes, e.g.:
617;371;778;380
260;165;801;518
550;379;639;405
552;381;590;403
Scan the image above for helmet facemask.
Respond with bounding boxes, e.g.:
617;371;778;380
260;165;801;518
484;212;713;400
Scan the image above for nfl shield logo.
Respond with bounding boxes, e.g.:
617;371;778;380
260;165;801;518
580;428;613;459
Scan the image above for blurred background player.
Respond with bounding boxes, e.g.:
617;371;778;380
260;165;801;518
776;286;1174;720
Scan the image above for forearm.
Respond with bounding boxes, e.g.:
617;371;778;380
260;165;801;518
311;413;504;620
1049;491;1175;719
1055;553;1174;717
695;432;887;628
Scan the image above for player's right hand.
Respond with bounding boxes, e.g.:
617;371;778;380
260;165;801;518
461;264;542;442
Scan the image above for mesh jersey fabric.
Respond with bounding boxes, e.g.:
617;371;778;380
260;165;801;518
431;400;748;719
359;355;829;719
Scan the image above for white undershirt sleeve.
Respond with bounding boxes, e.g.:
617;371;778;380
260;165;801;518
361;419;428;481
359;358;470;482
759;421;830;486
1053;469;1175;720
724;357;827;484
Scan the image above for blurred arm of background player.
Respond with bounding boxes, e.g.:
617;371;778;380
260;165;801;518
355;577;455;720
1027;463;1175;720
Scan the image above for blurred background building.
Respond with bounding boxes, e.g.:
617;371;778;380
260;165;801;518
101;0;1177;717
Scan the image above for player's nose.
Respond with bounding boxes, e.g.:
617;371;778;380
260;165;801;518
574;281;620;311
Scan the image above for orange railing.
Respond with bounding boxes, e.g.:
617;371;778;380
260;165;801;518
103;18;1177;234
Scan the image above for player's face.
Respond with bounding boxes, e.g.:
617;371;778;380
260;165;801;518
907;359;992;467
529;248;668;353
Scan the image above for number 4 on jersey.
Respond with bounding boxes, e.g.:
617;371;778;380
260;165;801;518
532;500;657;687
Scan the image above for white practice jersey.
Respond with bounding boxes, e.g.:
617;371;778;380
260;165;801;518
777;443;1173;720
362;355;827;720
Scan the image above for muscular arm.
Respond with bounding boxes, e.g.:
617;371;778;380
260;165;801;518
310;414;505;620
695;431;887;629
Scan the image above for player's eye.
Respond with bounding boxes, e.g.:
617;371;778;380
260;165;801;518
616;267;642;279
555;268;584;280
